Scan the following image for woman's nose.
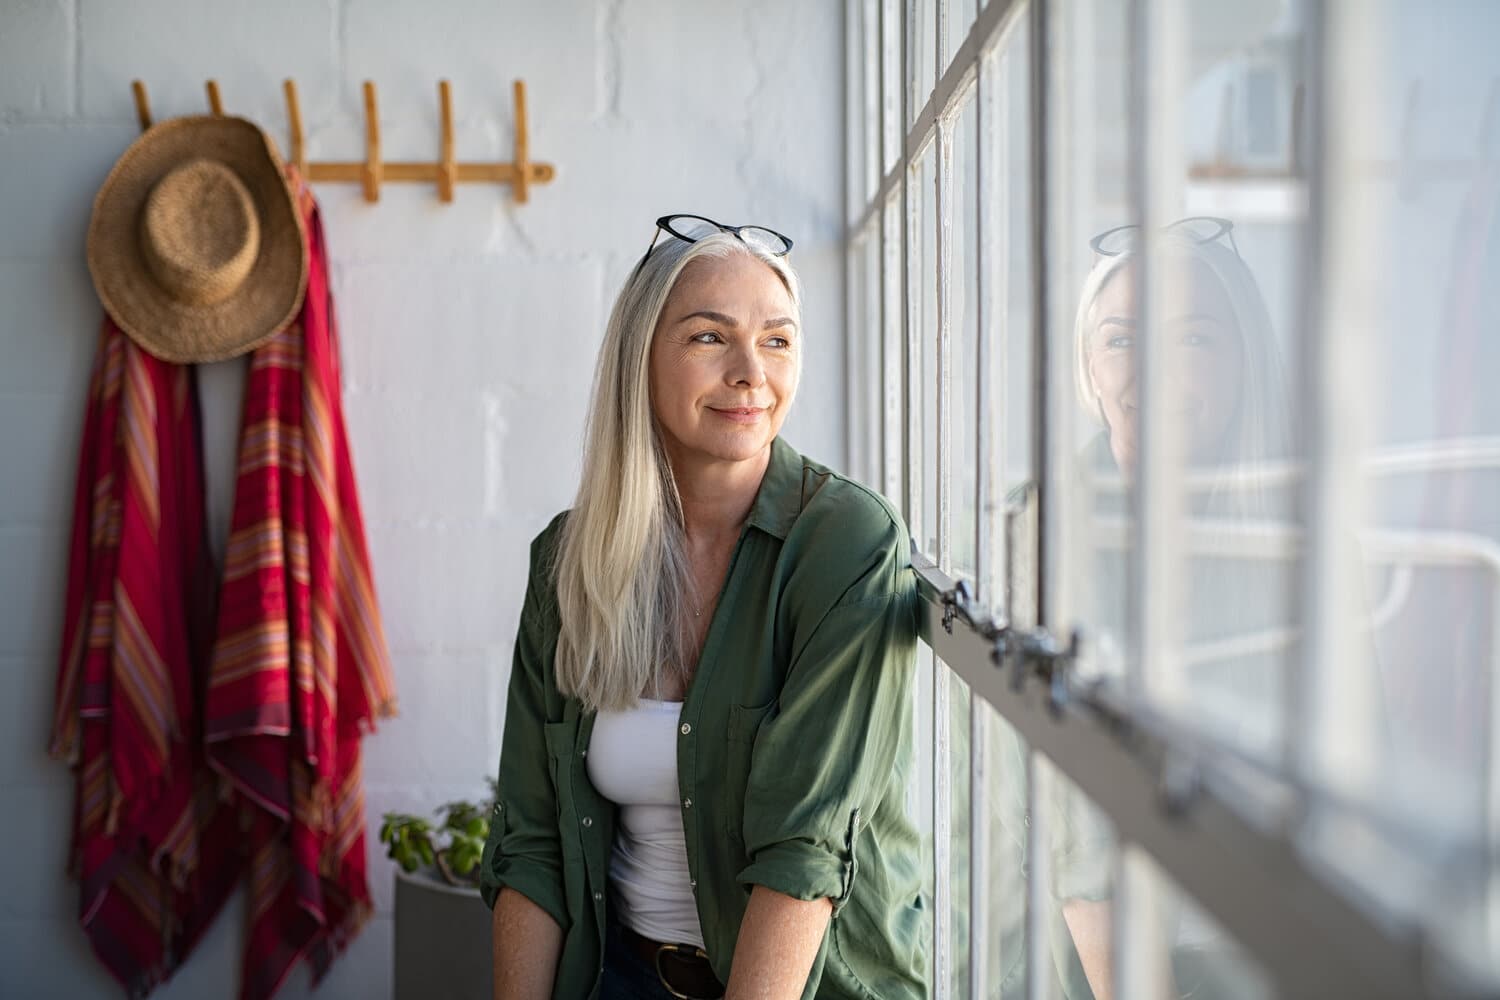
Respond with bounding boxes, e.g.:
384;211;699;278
726;345;766;387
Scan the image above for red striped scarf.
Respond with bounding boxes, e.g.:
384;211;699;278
50;318;241;994
205;177;396;1000
51;176;396;999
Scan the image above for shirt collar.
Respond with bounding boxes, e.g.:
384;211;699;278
744;436;803;540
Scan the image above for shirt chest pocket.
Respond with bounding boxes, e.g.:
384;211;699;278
723;698;777;847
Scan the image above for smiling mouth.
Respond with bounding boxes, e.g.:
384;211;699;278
708;406;769;422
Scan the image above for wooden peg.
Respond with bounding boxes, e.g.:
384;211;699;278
131;80;152;132
206;79;223;116
362;80;382;202
512;79;530;204
283;79;307;176
438;80;456;203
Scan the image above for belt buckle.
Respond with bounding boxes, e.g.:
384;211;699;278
652;942;717;1000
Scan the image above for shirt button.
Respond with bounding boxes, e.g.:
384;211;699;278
683;798;692;809
680;722;692;736
593;891;603;902
690;879;697;888
582;816;593;828
580;749;588;758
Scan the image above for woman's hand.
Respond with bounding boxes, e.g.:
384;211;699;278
725;885;832;1000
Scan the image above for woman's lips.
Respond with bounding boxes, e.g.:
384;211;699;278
708;406;767;424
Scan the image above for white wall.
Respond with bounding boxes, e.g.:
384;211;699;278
0;2;846;996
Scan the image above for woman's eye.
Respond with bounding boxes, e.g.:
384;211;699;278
690;331;722;344
1181;332;1212;348
1106;335;1135;350
766;336;791;349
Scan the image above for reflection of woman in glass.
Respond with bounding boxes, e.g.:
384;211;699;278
1075;217;1293;515
1055;218;1296;1000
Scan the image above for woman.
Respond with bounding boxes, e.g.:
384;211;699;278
480;215;928;1000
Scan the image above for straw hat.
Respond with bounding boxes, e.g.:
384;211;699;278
87;115;308;364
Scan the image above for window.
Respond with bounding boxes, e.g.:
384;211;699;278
845;1;1500;996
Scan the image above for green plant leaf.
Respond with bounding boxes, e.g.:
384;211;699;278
448;839;482;877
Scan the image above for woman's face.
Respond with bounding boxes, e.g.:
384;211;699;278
649;252;800;468
1085;258;1245;474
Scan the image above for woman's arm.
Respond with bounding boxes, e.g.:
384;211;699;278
1062;898;1115;1000
725;885;832;1000
491;888;564;1000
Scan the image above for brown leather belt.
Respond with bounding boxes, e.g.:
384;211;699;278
617;923;725;999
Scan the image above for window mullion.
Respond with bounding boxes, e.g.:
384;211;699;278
1291;0;1382;845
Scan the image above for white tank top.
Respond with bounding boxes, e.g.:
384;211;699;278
586;698;705;948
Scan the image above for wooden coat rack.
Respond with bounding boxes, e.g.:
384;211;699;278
130;77;556;204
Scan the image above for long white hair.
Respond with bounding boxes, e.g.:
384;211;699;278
1072;233;1293;520
551;232;802;712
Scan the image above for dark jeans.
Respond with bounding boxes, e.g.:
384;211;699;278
599;909;677;1000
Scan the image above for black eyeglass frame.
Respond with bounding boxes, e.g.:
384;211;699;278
630;214;795;280
1088;215;1240;258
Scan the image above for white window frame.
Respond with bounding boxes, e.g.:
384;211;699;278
842;1;1488;998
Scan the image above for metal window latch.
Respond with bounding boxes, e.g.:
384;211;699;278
1158;750;1203;818
931;569;1083;718
992;625;1083;717
939;579;975;635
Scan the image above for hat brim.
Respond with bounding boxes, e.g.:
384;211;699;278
87;115;308;365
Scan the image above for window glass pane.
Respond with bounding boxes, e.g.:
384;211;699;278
863;0;882;205
1301;2;1500;986
1049;0;1134;685
848;227;881;488
983;13;1034;610
910;0;937;126
941;668;972;999
944;0;979;72
1041;757;1118;1000
1136;0;1308;758
848;0;868;224
883;0;903;177
1121;847;1277;1000
883;189;906;506
846;238;865;484
863;226;883;491
910;642;937;936
978;703;1033;998
952;91;980;583
911;141;939;554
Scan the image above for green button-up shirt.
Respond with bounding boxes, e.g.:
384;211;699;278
480;436;928;999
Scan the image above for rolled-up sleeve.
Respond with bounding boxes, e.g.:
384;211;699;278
479;547;569;932
736;512;918;916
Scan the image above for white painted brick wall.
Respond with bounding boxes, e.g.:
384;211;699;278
0;1;846;996
0;0;74;118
